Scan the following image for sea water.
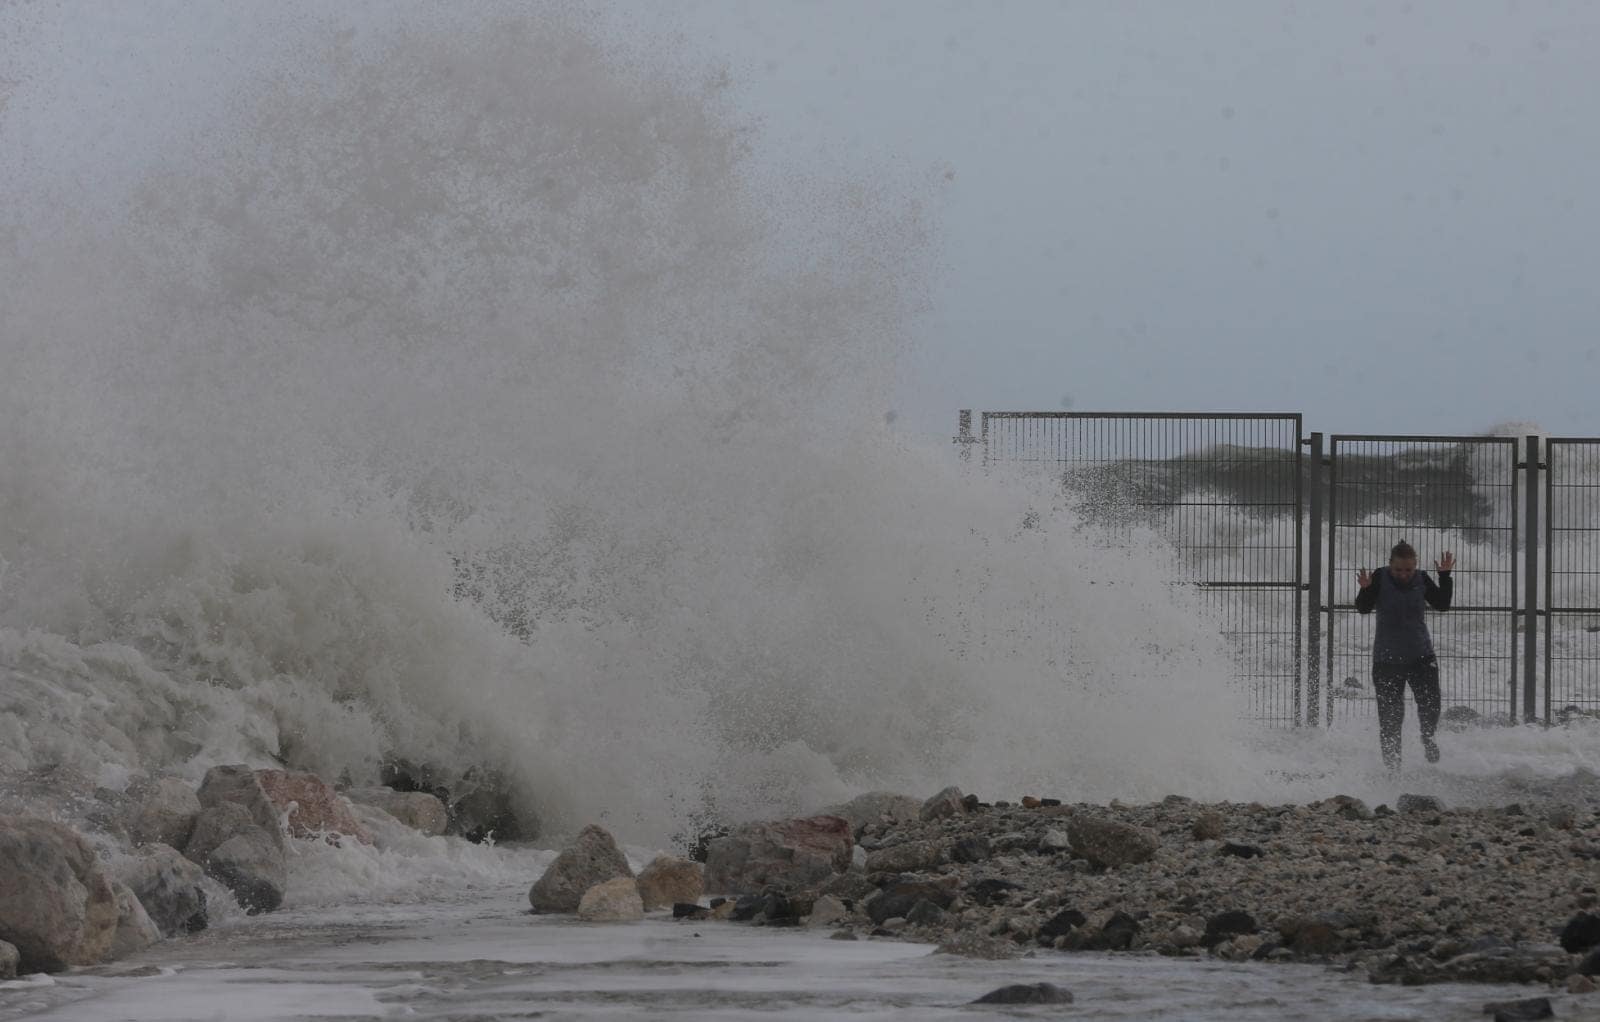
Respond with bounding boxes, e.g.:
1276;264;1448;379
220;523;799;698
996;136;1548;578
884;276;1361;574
0;885;1570;1021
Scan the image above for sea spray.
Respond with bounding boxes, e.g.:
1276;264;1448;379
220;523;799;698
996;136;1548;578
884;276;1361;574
4;3;1269;845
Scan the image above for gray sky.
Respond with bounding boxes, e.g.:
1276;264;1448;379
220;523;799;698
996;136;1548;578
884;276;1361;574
7;1;1600;440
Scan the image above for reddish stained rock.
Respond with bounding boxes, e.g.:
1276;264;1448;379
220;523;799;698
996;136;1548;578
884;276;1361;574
704;814;852;896
254;770;372;845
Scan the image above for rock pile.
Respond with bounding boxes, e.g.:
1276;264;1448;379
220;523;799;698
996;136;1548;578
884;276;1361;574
1;763;450;976
689;787;1600;990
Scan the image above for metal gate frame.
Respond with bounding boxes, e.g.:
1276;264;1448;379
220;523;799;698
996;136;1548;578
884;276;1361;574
1317;434;1529;727
1545;438;1600;723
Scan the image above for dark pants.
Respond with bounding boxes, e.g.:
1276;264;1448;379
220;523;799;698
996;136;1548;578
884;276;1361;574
1373;658;1441;769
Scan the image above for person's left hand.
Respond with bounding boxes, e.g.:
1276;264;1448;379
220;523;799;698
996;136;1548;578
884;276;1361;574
1435;550;1456;572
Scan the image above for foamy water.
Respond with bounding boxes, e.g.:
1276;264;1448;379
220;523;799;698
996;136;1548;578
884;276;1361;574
1;1;1285;846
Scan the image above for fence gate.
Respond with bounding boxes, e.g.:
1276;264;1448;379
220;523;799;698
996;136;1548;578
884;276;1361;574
1545;438;1600;722
959;411;1304;725
1321;435;1525;726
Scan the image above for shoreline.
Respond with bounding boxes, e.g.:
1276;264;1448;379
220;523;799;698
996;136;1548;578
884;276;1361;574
698;786;1600;992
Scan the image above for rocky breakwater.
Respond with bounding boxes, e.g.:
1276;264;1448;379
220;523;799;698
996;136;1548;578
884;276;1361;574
689;787;1600;993
1;764;449;977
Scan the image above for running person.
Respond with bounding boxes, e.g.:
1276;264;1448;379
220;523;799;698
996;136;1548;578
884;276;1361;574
1355;540;1455;770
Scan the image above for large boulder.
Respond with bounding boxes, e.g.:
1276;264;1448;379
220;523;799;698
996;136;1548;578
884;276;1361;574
0;939;18;980
703;815;853;896
206;831;287;915
108;882;161;960
123;777;201;850
183;803;287;915
577;877;644;922
635;855;704;911
254;770;371;845
864;839;946;874
114;844;208;937
344;788;448;836
824;792;923;837
195;766;287;852
528;825;634;913
0;816;121;972
919;786;967;822
1066;815;1158;868
449;769;536;843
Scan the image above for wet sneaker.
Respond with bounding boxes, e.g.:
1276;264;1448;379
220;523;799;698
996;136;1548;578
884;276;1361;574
1422;737;1440;763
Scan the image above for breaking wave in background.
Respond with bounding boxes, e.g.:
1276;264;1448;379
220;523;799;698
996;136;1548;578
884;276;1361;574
2;4;1590;856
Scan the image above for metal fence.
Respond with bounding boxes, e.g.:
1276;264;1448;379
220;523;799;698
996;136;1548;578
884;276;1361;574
1546;439;1600;722
960;411;1304;725
958;410;1600;728
1323;436;1521;726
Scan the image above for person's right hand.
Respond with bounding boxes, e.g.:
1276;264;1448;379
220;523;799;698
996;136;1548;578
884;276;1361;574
1357;568;1374;588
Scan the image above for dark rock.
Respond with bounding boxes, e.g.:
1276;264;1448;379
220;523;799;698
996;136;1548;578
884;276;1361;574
970;982;1073;1005
949;836;991;864
1039;908;1087;938
864;839;945;874
1192;811;1225;840
1220;842;1264;859
1039;798;1062;807
1280;918;1341;955
1321;795;1373;821
1201;910;1256;948
1560;911;1600;953
919;786;966;822
194;766;287;851
829;929;858;940
1066;815;1158;868
448;768;533;843
1396;793;1445;815
960;794;981;812
967;878;1022;906
730;894;764;921
672;902;709;920
205;830;286;914
114;844;208;937
1577;946;1600;976
1088;911;1139;950
867;881;954;925
905;899;946;928
1483;997;1552;1022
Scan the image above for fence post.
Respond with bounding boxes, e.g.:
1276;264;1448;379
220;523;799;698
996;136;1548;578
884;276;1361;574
1305;432;1324;726
1524;434;1541;725
954;410;977;462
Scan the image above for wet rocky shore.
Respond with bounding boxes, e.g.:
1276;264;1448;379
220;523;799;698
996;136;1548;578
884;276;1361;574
677;784;1600;995
7;761;1600;1009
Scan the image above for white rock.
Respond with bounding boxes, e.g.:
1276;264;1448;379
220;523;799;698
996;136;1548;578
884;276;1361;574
577;877;644;922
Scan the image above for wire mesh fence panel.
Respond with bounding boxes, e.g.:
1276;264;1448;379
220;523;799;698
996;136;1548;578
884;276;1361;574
1325;436;1519;724
970;412;1304;725
1545;438;1600;722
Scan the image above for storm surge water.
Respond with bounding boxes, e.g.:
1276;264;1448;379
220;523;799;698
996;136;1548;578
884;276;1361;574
2;4;1265;847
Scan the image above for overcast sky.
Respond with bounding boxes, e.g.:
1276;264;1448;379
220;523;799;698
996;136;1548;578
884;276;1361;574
7;1;1599;440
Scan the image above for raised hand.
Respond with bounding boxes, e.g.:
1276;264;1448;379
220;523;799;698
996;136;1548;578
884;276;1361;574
1434;551;1456;573
1357;568;1374;588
